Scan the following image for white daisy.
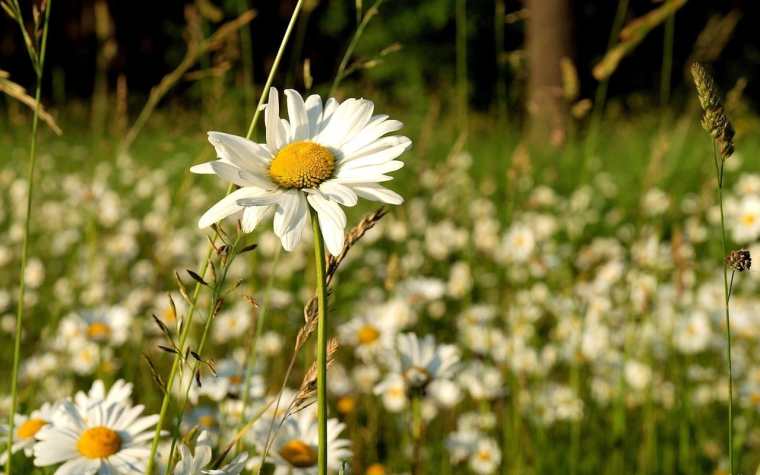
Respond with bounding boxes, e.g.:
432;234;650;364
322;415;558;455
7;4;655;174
33;400;159;474
174;430;247;475
74;379;133;411
0;402;62;463
252;409;351;474
383;333;460;391
192;88;411;255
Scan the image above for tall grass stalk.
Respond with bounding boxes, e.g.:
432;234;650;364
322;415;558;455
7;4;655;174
716;142;734;475
329;0;385;97
165;234;243;471
5;1;53;473
310;208;329;475
145;3;304;472
582;0;629;172
691;62;736;475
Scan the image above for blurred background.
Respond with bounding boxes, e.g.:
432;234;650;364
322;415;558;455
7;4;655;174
5;2;760;474
2;1;760;141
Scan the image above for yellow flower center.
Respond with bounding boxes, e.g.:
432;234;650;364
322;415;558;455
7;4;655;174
278;439;318;468
269;141;335;189
477;450;492;461
77;426;122;459
16;419;46;439
87;322;111;340
163;306;177;323
357;324;381;345
198;415;217;428
366;464;387;475
741;213;757;226
228;375;243;385
337;395;356;415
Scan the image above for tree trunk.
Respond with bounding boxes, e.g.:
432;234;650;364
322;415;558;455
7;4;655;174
525;0;572;147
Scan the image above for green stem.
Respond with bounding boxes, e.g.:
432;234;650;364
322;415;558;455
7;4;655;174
329;0;385;97
716;144;734;475
246;0;304;139
311;208;329;475
144;2;304;471
6;1;52;473
145;245;214;474
165;236;242;471
238;247;282;451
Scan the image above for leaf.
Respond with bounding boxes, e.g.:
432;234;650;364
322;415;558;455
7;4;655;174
187;269;208;286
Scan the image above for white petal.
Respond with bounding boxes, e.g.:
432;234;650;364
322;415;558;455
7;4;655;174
236;190;283;207
209;161;272;188
198;187;268;229
320;98;339;132
339;136;411;167
207;131;272;170
341;116;403;156
336;161;404;182
350;183;404;205
273;191;303;239
280;195;308;251
304;94;323;135
285;89;310;140
317;99;374;148
307;193;346;256
190;161;216;174
318;181;358;207
241;205;272;233
265;88;286;151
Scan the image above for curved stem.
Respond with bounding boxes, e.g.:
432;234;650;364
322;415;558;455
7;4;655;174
246;0;304;139
310;208;329;475
329;0;385;97
6;1;53;473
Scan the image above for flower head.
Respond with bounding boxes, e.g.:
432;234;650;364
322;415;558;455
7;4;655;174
192;88;410;255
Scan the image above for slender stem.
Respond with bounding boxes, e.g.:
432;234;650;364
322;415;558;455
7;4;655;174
246;0;304;139
145;245;214;474
716;142;734;475
238;247;282;449
329;0;385;97
165;235;242;471
411;397;423;475
310;208;329;475
6;2;52;473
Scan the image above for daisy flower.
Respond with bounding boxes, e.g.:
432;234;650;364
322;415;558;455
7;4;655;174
0;402;61;463
74;379;133;411
33;400;159;474
251;409;351;474
192;88;411;255
380;333;460;392
174;430;247;475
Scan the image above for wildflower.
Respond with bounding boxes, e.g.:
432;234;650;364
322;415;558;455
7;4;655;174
251;409;351;474
193;88;410;255
33;400;159;474
174;430;247;475
0;402;61;463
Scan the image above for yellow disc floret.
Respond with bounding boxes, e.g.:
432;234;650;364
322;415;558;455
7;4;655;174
279;439;318;468
16;419;46;439
269;141;335;189
87;322;111;340
357;324;381;345
77;426;122;459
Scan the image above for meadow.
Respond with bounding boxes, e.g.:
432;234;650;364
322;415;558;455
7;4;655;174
2;1;760;474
